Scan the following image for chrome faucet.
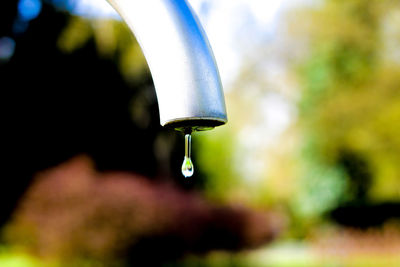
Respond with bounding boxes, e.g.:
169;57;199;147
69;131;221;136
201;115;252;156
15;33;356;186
107;0;227;132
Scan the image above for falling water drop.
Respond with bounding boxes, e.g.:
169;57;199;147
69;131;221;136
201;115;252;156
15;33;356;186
181;132;194;178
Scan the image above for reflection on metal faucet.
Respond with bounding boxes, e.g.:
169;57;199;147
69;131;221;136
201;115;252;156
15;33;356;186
107;0;227;132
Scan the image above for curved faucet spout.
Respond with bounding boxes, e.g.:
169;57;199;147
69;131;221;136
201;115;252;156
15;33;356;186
107;0;227;131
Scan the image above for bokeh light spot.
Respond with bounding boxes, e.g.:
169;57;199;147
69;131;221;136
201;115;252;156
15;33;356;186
18;0;42;21
0;37;16;61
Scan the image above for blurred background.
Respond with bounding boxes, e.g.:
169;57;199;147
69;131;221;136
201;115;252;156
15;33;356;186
1;0;400;266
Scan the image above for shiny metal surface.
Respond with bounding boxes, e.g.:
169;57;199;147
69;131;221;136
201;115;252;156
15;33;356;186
107;0;227;130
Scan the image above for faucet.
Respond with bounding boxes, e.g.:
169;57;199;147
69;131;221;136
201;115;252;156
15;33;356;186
106;0;227;132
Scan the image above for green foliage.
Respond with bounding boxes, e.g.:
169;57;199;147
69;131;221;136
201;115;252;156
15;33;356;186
294;145;349;218
57;16;148;83
293;0;400;219
195;126;241;202
0;247;123;267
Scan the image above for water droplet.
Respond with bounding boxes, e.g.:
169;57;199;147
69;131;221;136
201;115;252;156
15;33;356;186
181;132;194;178
182;156;194;178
